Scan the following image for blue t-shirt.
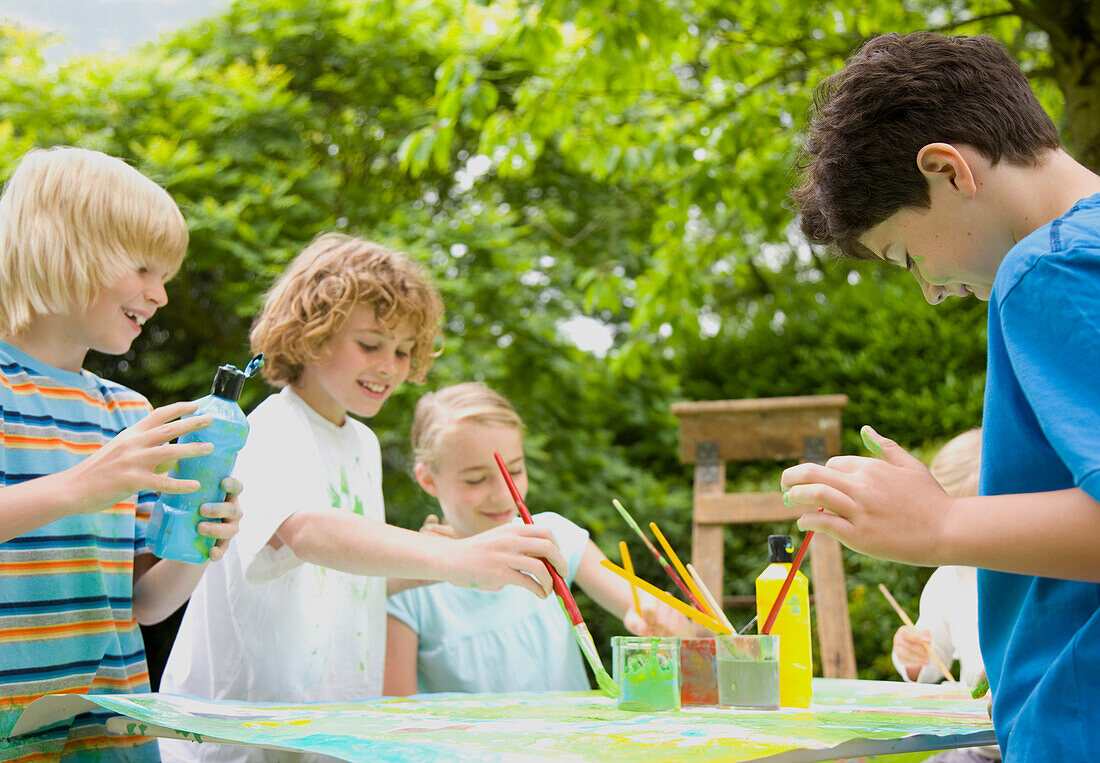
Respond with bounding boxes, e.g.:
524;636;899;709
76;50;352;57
386;512;591;694
0;340;159;761
979;193;1100;760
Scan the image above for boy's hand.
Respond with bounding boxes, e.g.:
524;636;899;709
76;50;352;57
780;425;955;566
893;625;932;670
419;514;456;538
624;593;692;637
449;523;567;598
198;477;243;562
68;401;215;513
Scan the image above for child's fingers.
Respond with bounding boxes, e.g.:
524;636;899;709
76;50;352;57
861;425;924;470
503;563;553;598
783;483;858;517
517;527;567;579
780;461;851;492
795;507;853;536
823;455;873;473
154;475;203;495
137;401;200;429
199;501;240;522
220;477;243;499
154;440;215;463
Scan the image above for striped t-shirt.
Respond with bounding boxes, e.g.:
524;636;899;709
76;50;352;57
0;340;159;761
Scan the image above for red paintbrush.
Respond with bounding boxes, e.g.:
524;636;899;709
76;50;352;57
760;530;813;636
492;452;619;697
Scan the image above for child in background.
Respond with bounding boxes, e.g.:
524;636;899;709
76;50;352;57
891;430;1000;762
0;147;243;760
384;382;689;696
161;236;565;762
781;32;1100;759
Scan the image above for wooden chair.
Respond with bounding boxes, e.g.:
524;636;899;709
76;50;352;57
670;394;857;679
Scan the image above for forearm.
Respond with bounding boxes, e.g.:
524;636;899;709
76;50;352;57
132;555;206;625
277;511;459;581
0;470;96;542
575;543;633;620
940;488;1100;580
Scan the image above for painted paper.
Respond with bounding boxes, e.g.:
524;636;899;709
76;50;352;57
12;678;995;762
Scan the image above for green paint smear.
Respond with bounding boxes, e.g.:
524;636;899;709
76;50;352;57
619;640;679;711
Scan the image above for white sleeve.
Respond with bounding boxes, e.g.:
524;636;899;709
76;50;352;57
232;394;328;584
911;567;960;682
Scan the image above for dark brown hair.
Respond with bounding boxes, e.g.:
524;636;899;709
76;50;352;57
792;32;1060;259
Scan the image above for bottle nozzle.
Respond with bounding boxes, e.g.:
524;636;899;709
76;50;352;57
768;534;794;564
211;353;265;401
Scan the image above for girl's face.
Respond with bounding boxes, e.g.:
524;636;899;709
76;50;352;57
416;422;526;539
294;303;415;426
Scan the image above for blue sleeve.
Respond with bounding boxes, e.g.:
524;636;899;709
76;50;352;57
1000;249;1100;501
386;586;425;635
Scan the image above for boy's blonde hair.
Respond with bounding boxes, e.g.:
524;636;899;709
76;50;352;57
251;233;443;386
412;382;522;468
0;146;188;334
929;428;982;499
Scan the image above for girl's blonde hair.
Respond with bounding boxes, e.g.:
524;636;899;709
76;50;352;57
412;382;522;468
0;146;188;334
929;428;982;499
251;232;443;386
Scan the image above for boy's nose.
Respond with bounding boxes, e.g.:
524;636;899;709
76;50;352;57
146;280;168;308
915;274;947;305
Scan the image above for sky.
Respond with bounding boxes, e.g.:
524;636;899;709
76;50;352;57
0;0;231;59
0;0;618;355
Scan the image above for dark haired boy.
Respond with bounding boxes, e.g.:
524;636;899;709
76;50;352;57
779;32;1100;760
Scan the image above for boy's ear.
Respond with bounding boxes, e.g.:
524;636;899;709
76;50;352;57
916;143;977;197
414;462;439;497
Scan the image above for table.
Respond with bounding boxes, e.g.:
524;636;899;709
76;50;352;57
12;678;995;762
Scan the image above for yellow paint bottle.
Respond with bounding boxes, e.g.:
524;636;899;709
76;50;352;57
755;535;812;708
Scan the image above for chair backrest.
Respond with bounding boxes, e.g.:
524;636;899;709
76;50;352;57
671;394;857;679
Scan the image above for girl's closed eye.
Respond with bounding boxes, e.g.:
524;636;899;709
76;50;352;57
358;342;379;353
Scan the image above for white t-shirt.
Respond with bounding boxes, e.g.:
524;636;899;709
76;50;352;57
160;387;386;763
892;566;984;688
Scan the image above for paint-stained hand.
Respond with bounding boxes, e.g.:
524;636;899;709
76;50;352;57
197;477;243;562
893;625;932;675
779;425;956;566
65;401;215;514
450;523;567;598
624;593;692;637
419;514;456;538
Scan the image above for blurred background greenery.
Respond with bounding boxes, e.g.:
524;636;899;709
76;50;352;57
1;0;1092;688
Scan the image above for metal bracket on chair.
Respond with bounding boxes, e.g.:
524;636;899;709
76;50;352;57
696;440;721;485
802;435;827;465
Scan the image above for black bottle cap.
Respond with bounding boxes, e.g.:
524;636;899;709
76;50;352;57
768;535;794;563
211;365;246;401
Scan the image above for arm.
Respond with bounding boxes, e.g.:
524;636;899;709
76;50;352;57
781;427;1100;581
574;540;691;637
383;616;420;697
132;477;243;625
0;402;214;543
275;512;567;598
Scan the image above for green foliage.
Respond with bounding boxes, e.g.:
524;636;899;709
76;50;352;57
0;0;1071;685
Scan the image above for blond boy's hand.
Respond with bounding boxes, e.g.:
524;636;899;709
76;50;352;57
197;477;243;562
780;425;955;566
893;625;932;671
449;523;567;599
67;401;217;513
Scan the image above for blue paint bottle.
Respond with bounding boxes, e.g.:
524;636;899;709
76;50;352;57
148;355;264;564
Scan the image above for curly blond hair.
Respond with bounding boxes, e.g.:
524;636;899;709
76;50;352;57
0;146;187;334
250;233;443;387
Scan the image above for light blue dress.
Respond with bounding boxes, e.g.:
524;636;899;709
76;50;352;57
387;512;591;694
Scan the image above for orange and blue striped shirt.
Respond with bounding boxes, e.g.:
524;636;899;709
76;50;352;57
0;340;159;761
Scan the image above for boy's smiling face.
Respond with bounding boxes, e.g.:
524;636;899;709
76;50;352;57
294;304;415;426
858;143;1016;304
79;266;168;356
